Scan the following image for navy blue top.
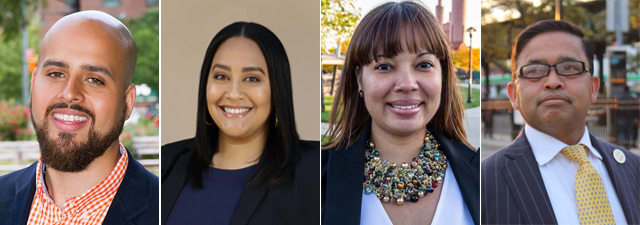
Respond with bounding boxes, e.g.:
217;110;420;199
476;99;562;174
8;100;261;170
166;165;256;225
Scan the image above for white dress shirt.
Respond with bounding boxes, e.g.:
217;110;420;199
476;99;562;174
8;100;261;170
526;125;627;224
360;162;473;225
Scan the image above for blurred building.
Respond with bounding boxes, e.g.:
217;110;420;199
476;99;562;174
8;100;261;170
435;0;466;50
38;0;158;38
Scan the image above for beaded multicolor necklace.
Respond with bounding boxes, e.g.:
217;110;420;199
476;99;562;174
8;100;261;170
363;128;447;205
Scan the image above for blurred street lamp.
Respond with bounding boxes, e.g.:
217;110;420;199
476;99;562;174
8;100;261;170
466;27;476;103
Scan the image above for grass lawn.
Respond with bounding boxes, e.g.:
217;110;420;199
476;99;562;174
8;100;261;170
321;95;334;122
459;87;481;109
322;135;330;143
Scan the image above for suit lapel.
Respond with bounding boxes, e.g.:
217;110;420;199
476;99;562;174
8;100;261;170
501;131;557;224
322;124;369;225
229;183;267;225
430;126;479;225
160;144;191;224
103;151;150;224
3;163;37;225
590;135;640;224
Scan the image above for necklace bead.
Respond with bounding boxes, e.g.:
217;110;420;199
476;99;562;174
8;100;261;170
363;128;447;205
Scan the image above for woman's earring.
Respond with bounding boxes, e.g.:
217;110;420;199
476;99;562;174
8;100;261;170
206;117;214;126
359;90;364;98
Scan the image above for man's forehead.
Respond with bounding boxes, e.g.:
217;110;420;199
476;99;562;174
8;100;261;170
517;32;586;66
521;55;583;65
38;10;137;86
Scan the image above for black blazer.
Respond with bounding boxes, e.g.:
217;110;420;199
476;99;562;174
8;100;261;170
161;138;320;225
321;124;480;225
481;129;640;224
0;150;159;225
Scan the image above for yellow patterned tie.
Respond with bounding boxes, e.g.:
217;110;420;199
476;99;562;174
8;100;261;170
560;144;615;225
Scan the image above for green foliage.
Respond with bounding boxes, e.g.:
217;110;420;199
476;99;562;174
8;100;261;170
0;38;22;101
121;8;159;92
0;16;40;101
0;0;41;41
321;0;360;55
0;101;35;141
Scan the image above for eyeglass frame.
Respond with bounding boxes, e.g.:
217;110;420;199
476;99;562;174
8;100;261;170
517;61;590;79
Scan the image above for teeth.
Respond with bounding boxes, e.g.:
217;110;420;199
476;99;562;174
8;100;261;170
392;104;420;110
223;107;250;114
53;113;88;122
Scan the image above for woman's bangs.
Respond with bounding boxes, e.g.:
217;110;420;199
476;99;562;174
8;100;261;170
351;5;447;66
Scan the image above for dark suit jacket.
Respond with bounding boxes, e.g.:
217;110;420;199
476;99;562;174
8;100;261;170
161;138;320;225
321;124;480;225
481;130;640;224
0;150;160;225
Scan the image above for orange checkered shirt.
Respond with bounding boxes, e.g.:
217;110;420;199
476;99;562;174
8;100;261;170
27;143;129;225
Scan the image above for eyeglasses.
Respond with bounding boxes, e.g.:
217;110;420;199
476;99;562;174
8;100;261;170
518;61;590;79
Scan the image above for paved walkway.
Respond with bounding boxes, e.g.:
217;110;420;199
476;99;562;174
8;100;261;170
320;106;481;149
464;106;481;148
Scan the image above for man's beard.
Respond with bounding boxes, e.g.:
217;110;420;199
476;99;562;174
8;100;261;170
30;101;126;172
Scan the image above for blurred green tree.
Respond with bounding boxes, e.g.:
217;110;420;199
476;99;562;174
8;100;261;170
122;8;159;92
0;0;41;41
321;0;359;55
0;16;40;101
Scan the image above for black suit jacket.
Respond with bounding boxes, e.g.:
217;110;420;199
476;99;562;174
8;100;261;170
0;150;159;225
161;138;320;225
481;129;640;224
321;124;480;225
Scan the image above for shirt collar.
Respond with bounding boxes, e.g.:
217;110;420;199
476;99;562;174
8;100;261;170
526;125;601;166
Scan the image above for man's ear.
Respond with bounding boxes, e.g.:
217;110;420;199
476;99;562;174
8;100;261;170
124;84;136;120
591;76;600;104
507;81;519;111
30;67;37;93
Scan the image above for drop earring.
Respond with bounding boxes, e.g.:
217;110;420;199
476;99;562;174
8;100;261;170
206;117;214;126
359;90;364;98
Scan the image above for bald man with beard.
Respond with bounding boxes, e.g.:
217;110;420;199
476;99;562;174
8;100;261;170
0;11;158;224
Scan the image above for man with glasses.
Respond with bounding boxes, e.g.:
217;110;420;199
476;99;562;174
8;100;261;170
482;20;640;225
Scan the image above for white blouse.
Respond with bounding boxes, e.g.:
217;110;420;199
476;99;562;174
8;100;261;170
360;162;473;225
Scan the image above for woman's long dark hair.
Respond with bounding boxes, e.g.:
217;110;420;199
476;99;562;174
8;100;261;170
189;22;300;190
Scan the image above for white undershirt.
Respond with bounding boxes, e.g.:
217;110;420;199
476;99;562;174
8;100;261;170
360;162;473;225
526;125;627;224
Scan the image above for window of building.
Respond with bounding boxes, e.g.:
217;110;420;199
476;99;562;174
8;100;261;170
103;0;121;8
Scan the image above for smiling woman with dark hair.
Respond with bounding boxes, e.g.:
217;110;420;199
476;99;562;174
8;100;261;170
161;22;319;225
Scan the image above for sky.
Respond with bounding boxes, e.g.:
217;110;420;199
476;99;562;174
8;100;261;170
352;0;482;47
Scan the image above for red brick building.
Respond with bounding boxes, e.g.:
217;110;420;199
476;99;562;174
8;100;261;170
38;0;158;38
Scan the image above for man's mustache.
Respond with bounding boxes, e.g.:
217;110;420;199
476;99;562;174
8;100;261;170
45;102;96;123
